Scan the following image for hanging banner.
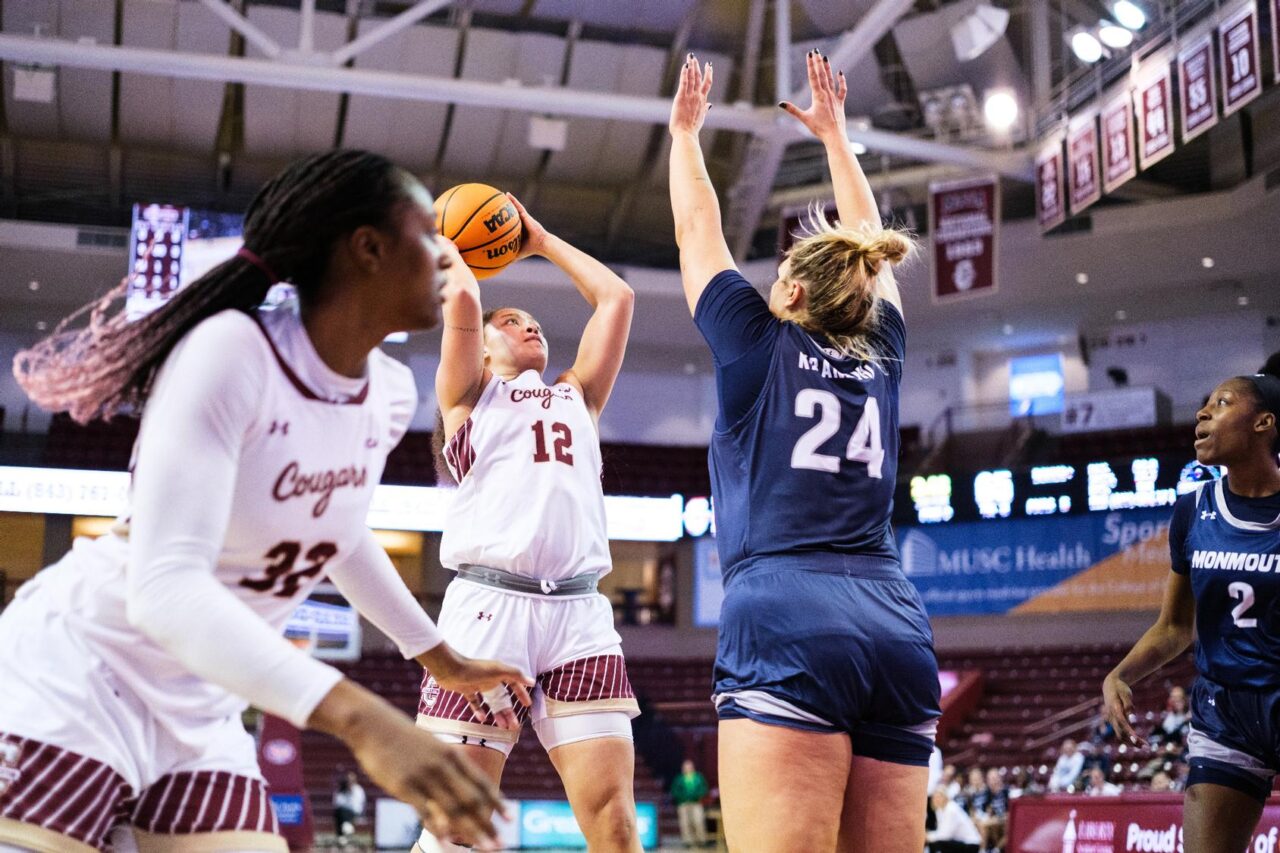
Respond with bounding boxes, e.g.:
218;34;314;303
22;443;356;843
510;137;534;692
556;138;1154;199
1178;32;1219;142
929;175;1000;302
1066;114;1101;214
1035;137;1066;232
1218;0;1262;116
1135;63;1176;169
1100;92;1137;193
1273;0;1280;83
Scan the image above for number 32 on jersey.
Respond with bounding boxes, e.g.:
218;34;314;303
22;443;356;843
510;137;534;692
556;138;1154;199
790;389;884;478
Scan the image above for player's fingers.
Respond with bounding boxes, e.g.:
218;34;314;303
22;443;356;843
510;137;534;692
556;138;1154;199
493;708;520;731
465;693;488;722
504;192;528;217
777;100;801;118
509;680;533;708
806;49;820;94
837;70;848;101
701;62;714;97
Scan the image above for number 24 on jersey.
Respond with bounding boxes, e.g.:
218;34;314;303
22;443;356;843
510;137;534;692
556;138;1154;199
790;389;885;478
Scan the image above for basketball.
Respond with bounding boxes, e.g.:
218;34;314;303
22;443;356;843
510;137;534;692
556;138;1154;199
434;183;522;280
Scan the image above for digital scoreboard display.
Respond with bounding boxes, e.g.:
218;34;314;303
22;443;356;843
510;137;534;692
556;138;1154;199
896;452;1223;525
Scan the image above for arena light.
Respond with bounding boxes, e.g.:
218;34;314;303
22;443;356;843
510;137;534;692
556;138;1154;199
1098;22;1133;49
1111;0;1146;30
1070;30;1104;63
982;90;1019;131
0;466;688;543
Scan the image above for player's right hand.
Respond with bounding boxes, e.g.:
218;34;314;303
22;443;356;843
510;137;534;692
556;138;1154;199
311;680;507;848
669;54;713;136
1102;671;1144;746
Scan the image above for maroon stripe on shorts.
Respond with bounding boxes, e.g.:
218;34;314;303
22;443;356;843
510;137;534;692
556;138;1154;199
419;671;531;728
539;654;634;703
0;733;130;850
134;771;276;834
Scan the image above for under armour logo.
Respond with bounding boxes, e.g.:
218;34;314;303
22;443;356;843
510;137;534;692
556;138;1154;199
1207;696;1216;706
477;611;493;621
1201;510;1217;520
269;420;290;436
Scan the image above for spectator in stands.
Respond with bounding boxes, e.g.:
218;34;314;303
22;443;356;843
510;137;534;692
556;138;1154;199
1007;766;1039;798
671;758;710;848
957;766;986;813
1083;766;1122;796
334;771;367;846
1151;770;1174;793
1088;699;1116;747
926;787;982;853
1153;685;1191;746
1048;739;1085;792
972;768;1009;852
941;763;962;798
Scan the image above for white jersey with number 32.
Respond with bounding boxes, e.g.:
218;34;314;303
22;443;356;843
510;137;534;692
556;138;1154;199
440;370;611;581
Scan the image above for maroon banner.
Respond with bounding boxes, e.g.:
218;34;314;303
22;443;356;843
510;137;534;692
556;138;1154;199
1178;33;1219;142
1218;1;1263;116
257;714;315;850
1066;116;1101;214
929;176;999;302
1009;794;1280;852
1035;140;1066;232
1135;67;1175;169
1100;94;1137;193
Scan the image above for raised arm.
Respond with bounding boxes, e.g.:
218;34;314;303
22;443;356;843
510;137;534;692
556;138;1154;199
668;55;736;315
434;237;488;433
509;194;634;419
780;51;902;315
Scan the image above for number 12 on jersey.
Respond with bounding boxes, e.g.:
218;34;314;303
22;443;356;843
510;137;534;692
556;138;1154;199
790;389;884;478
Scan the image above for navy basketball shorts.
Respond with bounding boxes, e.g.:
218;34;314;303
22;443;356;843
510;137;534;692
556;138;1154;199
1186;676;1280;803
712;553;941;766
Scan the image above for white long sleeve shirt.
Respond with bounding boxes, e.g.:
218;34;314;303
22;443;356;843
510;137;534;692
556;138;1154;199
1049;752;1085;791
20;303;441;729
927;801;982;845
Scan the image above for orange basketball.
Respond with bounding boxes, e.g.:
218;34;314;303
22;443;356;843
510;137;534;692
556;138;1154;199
433;183;522;280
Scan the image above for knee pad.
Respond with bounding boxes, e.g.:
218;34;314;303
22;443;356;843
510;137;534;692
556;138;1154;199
533;710;633;751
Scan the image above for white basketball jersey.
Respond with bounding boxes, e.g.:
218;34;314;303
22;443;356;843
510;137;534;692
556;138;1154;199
18;304;415;725
439;370;612;581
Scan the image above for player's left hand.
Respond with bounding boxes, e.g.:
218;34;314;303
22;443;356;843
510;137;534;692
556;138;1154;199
668;54;713;136
420;642;533;730
1101;671;1145;746
507;193;549;260
778;50;848;147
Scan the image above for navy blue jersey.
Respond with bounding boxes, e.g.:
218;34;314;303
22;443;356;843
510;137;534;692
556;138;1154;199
1171;480;1280;689
694;270;903;579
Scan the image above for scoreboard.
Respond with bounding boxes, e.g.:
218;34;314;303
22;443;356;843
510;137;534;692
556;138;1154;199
897;453;1222;526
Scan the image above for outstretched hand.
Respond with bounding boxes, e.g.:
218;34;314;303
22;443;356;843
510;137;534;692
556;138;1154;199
779;49;849;146
1101;672;1146;746
669;54;713;136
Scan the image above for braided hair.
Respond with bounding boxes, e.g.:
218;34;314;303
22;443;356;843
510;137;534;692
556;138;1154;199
14;150;414;423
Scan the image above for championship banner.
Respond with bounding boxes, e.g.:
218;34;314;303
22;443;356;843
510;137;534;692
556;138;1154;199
1066;114;1101;214
1008;794;1280;852
1035;137;1066;232
1219;0;1263;117
929;175;999;302
1134;61;1175;169
1178;31;1219;142
1100;91;1137;193
898;507;1171;617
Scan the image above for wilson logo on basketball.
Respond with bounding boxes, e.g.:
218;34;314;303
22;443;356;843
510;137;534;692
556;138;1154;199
485;237;519;261
272;461;369;517
483;206;514;233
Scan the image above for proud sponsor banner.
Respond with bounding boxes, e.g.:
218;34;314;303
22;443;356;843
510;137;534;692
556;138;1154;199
1178;32;1219;142
1066;115;1101;214
1219;0;1263;116
898;508;1171;616
1101;92;1137;193
929;175;999;302
1036;138;1067;232
1008;793;1280;852
1134;63;1175;169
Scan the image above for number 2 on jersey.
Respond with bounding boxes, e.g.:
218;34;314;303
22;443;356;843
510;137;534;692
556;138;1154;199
1229;581;1258;628
790;389;884;478
532;421;574;465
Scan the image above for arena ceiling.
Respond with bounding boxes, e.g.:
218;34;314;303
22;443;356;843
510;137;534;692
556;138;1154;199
0;0;1277;360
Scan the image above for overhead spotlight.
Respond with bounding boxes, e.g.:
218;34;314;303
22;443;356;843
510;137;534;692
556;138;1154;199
1111;0;1146;30
851;141;868;155
1098;22;1134;48
983;90;1019;131
950;3;1011;61
1071;30;1104;63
